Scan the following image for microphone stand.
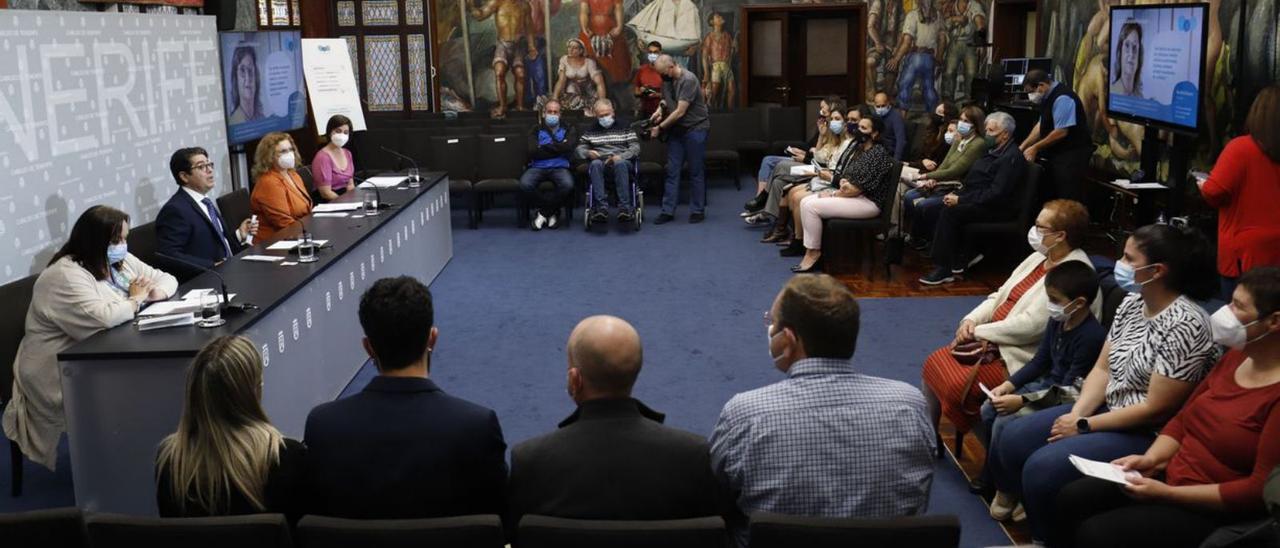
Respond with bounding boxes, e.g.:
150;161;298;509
351;175;395;211
379;146;422;182
155;252;255;315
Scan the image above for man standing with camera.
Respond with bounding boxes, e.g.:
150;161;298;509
649;54;711;224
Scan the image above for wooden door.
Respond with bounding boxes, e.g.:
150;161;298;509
740;5;866;109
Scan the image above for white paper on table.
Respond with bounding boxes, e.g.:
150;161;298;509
181;288;215;300
137;313;196;331
241;254;286;262
140;294;237;317
312;212;350;218
978;382;996;400
266;239;330;251
1112;179;1168;191
313;203;362;212
1068;455;1140;486
361;176;407;188
789;165;816;177
280;261;299;266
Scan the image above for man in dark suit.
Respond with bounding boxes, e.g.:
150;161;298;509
304;276;508;519
155;147;258;278
507;315;724;533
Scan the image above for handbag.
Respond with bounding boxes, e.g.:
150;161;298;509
951;340;1001;419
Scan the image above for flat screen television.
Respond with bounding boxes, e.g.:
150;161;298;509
1106;4;1208;134
220;31;308;146
1001;57;1052;97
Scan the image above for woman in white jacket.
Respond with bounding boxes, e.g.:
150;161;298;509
920;200;1099;439
3;205;177;470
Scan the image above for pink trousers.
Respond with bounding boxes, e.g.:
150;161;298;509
799;194;880;250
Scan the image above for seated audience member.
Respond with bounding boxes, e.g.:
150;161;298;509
872;91;907;161
156;147;259;278
304;276;507;519
2;206;177;470
577;98;641;224
1198;83;1280;300
157;335;306;521
744;95;841;214
249;132;313;241
711;274;935;546
971;261;1105;492
774;103;858;255
903;106;990;250
918;111;1027;285
987;224;1220;542
311;114;356;202
912;101;959;170
921;200;1095;449
521;100;577;231
508;315;723;532
1053;266;1280;548
790;114;896;272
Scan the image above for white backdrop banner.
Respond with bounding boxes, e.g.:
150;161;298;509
301;38;368;135
0;11;230;285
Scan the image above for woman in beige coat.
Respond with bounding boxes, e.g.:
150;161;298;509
2;206;177;470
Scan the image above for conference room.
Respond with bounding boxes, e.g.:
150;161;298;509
1;0;1279;547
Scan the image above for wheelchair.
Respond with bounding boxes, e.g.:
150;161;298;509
581;158;644;231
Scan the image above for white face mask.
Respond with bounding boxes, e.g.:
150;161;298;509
277;151;296;170
767;325;785;366
331;133;349;147
1028;91;1045;104
1027;226;1060;255
1210;304;1269;350
1047;299;1079;323
944;131;955;145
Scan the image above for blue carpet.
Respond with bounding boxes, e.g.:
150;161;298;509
2;176;1009;547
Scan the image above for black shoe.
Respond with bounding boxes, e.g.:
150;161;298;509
617;210;634;223
744;191;767;212
589;208;609;224
952;253;984;275
779;240;805;257
919;268;956;286
968;478;991;496
689;212;705;223
654;213;675;225
910;238;930;252
791;257;823;273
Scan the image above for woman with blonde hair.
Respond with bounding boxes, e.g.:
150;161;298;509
249;132;312;241
156;335;305;520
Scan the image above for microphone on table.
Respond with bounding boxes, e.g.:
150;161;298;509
351;175;396;210
379;146;422;182
155;252;256;314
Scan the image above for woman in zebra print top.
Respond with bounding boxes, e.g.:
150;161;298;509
987;224;1221;542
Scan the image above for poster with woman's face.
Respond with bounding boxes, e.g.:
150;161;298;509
220;31;308;145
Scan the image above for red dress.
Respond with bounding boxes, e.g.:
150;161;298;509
579;0;631;84
922;262;1047;432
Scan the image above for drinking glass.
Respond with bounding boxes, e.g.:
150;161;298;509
197;292;225;328
298;235;318;263
407;167;421;188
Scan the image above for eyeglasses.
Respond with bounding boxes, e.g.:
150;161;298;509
763;310;775;329
190;162;215;172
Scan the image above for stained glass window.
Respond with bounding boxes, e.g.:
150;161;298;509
364;35;404;111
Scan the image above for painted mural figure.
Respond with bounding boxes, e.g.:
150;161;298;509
524;0;563;108
628;0;701;67
700;12;735;109
579;0;632;84
470;0;538;116
866;0;903;103
941;0;986;102
888;0;943;112
553;38;608;115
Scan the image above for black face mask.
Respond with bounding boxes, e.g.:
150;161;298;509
930;113;944;126
661;73;674;82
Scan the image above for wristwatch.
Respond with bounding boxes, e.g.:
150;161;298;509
1076;417;1092;434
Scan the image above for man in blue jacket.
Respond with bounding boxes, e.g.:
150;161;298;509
155;147;258;279
520;100;577;231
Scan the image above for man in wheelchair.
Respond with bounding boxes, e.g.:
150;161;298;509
577;98;641;225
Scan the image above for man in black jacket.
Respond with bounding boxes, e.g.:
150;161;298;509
155;147;258;279
1019;69;1092;202
520;100;577;231
920;111;1027;285
507;315;724;535
304;276;508;519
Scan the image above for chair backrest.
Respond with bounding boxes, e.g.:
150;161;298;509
476;134;529;180
426;136;479;182
442;125;484;137
517;515;726;548
457;110;490;123
747;512;960;548
295;514;504;548
399;129;433;172
733;107;766;142
766;107;804;143
1013;162;1043;229
126;221;159;268
0;274;38;403
639;139;666;164
85;513;292;548
216;188;252;232
0;507;87;548
707;112;737;151
353;128;404;171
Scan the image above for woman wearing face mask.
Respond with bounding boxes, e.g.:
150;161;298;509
250;132;313;242
1052;266;1280;548
773;103;857;256
903;105;990;252
2;206;178;471
789;114;896;272
311;115;355;202
987;224;1220;543
913;101;958;172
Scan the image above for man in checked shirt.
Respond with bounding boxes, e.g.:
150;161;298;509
710;274;936;546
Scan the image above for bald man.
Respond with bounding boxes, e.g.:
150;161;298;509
506;315;725;535
649;54;711;224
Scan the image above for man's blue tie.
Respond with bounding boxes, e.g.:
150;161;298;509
202;197;234;259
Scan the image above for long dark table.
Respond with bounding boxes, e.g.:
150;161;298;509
58;172;453;514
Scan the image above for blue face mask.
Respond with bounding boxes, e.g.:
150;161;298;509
646;53;659;63
944;131;955;145
1114;260;1158;293
957;120;973;136
107;242;128;265
544;114;560;127
874;106;890;117
599;116;615;129
828;120;845;135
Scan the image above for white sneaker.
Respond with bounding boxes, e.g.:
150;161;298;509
1010;503;1026;523
547;213;560;229
532;212;547;231
989;491;1019;521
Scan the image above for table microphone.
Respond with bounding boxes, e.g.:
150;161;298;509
352;175;395;210
155;252;256;314
379;146;421;180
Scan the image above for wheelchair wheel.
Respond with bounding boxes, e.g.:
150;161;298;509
582;192;592;229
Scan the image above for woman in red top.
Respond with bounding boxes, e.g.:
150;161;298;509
1199;84;1280;298
1052;266;1280;548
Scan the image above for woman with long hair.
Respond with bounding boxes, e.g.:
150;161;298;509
1110;21;1143;98
156;335;305;520
228;46;266;124
776;102;858;257
2;206;177;470
249;132;312;241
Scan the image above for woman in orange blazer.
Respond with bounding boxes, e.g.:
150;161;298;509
249;132;313;242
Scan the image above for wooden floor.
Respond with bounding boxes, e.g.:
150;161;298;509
825;242;1008;298
939;418;1032;545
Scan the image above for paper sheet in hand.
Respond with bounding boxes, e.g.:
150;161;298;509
362;176;406;188
241;254;286;262
789;165;816;177
1068;455;1140;485
900;165;921;182
266;239;330;251
313;203;362;212
978;382;996;400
